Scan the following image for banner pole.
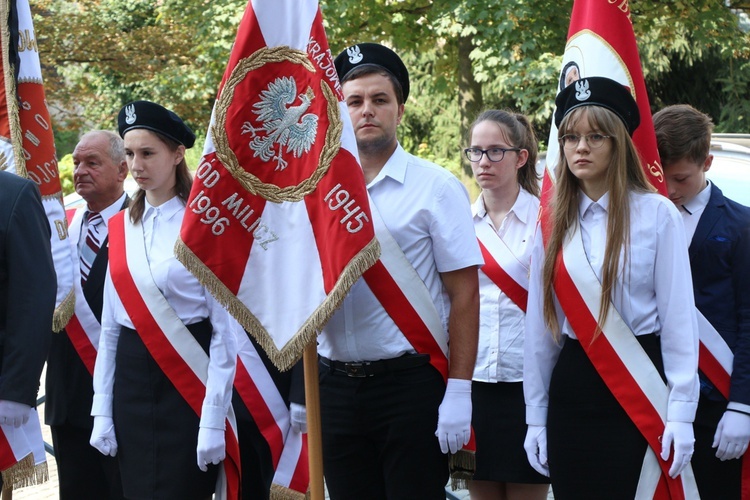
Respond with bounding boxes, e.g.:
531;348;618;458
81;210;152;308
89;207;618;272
303;342;325;499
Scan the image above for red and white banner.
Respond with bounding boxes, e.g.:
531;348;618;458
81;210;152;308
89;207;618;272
176;0;379;371
234;333;308;498
542;0;666;217
0;0;74;333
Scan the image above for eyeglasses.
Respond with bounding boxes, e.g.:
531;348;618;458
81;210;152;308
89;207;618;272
464;147;521;163
559;133;611;150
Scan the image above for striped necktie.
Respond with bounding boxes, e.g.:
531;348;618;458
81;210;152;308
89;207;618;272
80;211;103;285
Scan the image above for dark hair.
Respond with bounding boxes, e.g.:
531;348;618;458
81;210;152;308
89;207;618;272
467;109;540;197
341;64;405;105
129;131;192;224
653;104;714;166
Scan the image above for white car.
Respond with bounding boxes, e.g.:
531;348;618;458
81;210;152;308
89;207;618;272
708;134;750;207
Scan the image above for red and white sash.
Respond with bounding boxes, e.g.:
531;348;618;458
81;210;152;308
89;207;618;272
474;221;529;313
0;409;47;490
695;310;750;499
108;211;241;499
361;197;449;381
233;333;308;498
64;208;100;375
554;223;699;500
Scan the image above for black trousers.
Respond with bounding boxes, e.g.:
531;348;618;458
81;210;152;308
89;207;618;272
692;395;742;499
232;389;275;500
51;423;125;500
319;360;448;500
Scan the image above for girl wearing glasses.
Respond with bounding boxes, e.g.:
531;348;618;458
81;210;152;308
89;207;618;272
523;77;700;498
465;110;550;500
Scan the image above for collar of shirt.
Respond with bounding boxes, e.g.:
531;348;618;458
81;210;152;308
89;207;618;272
681;179;711;215
366;143;407;188
473;187;535;226
578;190;610;219
143;195;184;224
89;192;128;229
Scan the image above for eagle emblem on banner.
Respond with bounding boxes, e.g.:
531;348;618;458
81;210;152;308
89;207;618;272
241;77;319;172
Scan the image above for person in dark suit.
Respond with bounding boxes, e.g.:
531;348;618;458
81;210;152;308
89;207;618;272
0;170;56;479
45;130;128;499
655;104;750;499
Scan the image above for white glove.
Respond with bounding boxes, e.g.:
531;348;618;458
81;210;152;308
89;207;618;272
290;403;307;434
90;416;118;457
0;400;30;428
197;427;225;472
661;421;694;478
523;425;550;477
435;378;472;454
713;410;750;461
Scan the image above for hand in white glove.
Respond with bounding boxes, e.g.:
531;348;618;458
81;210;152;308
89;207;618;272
661;421;694;478
713;410;750;461
290;403;307;434
197;427;225;472
0;400;30;428
523;425;550;477
435;378;472;454
90;416;118;457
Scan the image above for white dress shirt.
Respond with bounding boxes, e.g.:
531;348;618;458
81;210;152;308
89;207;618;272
472;188;539;383
92;196;239;429
524;190;700;426
679;179;712;244
77;192;127;255
318;144;483;362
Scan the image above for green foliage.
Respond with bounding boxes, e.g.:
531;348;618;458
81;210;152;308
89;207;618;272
31;0;750;176
58;153;74;196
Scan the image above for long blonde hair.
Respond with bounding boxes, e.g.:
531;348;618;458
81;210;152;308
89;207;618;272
542;106;655;339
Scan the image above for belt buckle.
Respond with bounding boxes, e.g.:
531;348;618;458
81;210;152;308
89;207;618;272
344;362;370;378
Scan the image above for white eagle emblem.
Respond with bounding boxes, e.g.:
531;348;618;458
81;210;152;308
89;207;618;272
575;79;591;101
347;45;363;64
125;104;136;125
241;77;318;171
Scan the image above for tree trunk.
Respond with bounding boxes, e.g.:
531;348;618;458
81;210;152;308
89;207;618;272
457;34;483;177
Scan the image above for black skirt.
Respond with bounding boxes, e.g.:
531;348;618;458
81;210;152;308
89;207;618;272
471;380;550;484
547;334;665;500
113;319;219;500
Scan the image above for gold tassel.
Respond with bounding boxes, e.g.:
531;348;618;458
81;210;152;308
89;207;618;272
270;483;309;500
52;287;75;332
449;449;475;491
1;453;35;492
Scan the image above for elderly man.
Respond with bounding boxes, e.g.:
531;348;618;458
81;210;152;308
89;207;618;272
45;130;128;499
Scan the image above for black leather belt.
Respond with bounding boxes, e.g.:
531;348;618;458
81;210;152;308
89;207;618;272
319;354;430;378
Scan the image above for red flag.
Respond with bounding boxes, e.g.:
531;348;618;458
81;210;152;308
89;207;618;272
176;1;379;371
542;0;666;215
0;0;74;487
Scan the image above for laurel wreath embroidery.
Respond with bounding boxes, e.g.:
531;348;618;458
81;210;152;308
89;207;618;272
212;46;342;203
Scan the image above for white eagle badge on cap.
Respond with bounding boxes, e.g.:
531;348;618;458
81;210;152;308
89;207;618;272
125;104;136;125
575;79;591;101
347;45;363;65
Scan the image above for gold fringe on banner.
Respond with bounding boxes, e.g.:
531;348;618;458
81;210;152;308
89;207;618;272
449;449;475;491
270;483;309;500
52;287;75;332
175;236;381;371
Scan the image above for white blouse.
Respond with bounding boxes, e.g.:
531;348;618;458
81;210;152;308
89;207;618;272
524;190;699;426
92;196;239;429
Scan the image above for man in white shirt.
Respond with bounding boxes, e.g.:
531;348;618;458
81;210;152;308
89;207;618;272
655;104;750;500
46;130;128;499
318;43;482;498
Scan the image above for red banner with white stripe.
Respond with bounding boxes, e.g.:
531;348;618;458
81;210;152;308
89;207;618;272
233;333;308;497
0;0;74;333
176;0;379;371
